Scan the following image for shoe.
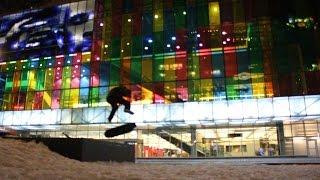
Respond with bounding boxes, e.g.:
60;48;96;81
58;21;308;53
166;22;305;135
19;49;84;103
124;109;134;115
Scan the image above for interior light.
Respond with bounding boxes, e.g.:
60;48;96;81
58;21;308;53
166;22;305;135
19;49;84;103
176;45;180;49
144;46;149;50
148;39;153;43
166;44;171;48
99;22;104;27
104;44;108;48
126;42;130;46
199;43;203;47
183;11;187;15
127;18;132;22
154;14;159;19
197;34;201;38
222;31;227;35
171;36;176;41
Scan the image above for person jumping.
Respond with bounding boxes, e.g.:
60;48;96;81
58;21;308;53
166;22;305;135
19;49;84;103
106;86;134;122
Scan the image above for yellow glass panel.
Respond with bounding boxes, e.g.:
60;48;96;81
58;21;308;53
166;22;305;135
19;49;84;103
122;14;132;36
121;37;132;58
142;59;152;82
153;10;163;32
25;91;35;110
44;68;54;90
13;71;21;90
70;89;80;108
2;94;11;110
141;84;153;104
164;57;175;81
200;79;213;101
209;2;220;27
42;91;52;109
60;89;70;108
252;83;265;98
28;70;36;90
164;82;176;103
81;52;91;63
233;0;245;23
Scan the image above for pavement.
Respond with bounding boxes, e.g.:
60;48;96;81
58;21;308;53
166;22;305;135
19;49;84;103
136;157;320;165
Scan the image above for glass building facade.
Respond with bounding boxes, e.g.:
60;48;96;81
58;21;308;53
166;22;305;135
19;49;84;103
0;0;320;158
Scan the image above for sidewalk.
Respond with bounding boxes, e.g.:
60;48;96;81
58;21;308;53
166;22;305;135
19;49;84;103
136;157;320;165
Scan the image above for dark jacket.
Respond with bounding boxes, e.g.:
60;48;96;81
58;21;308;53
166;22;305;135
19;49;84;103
107;86;131;99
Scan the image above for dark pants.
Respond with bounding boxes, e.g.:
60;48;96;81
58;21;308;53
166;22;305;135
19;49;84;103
107;96;131;122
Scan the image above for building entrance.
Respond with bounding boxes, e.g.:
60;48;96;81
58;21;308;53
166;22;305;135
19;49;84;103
140;124;279;158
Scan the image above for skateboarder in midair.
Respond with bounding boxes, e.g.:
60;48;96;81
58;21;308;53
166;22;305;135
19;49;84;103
107;86;134;122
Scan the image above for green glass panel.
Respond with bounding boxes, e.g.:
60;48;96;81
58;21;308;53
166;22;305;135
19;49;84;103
130;58;142;83
5;74;13;92
188;55;200;79
153;32;164;54
110;60;120;86
197;2;209;27
175;8;186;29
132;36;143;56
20;70;28;91
89;87;99;107
36;69;45;90
111;37;121;58
188;79;200;101
226;77;239;100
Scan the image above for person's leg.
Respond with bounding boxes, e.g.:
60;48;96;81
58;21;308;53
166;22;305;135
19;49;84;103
118;98;134;114
107;97;119;122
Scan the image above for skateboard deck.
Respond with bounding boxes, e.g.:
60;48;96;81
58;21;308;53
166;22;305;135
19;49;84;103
104;123;136;138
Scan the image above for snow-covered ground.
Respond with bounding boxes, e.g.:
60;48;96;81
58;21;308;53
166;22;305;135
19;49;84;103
1;138;319;180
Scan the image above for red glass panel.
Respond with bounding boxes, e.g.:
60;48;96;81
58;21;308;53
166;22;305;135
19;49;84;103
175;56;187;80
176;81;188;101
224;52;237;77
121;58;131;85
51;90;60;109
33;91;43;110
132;13;142;35
53;67;63;89
54;56;64;67
176;29;187;51
72;53;82;65
90;62;100;87
199;55;212;78
71;64;81;88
